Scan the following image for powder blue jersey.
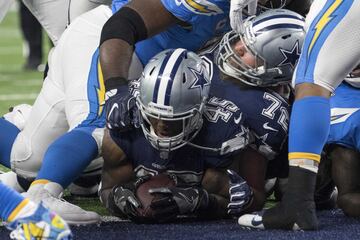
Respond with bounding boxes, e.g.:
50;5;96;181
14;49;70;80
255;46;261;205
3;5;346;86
328;83;360;151
112;0;230;65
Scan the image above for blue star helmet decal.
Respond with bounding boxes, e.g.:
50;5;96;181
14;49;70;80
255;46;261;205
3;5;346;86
189;66;210;92
278;40;301;69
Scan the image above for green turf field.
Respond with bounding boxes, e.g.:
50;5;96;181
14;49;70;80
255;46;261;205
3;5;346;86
0;10;48;116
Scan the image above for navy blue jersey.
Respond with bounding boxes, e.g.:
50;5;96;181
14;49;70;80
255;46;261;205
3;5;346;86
111;80;249;185
200;43;290;160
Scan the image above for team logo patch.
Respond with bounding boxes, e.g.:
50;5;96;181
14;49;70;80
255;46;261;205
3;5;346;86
188;67;210;93
278;41;301;69
181;0;223;15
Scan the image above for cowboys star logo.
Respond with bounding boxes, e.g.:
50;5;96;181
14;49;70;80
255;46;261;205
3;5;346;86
278;40;301;69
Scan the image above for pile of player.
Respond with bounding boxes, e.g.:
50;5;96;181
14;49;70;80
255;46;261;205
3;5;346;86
0;0;360;238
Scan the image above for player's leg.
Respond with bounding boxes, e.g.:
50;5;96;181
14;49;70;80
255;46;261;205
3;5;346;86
0;104;32;170
330;145;360;217
0;116;21;168
10;77;68;181
239;0;360;230
31;4;110;192
69;0;111;23
22;0;70;45
314;147;337;210
0;182;72;239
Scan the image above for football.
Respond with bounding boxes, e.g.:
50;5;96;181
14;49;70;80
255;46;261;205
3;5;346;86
135;173;176;219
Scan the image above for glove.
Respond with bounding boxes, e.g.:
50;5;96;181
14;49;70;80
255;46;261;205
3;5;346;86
149;186;209;222
227;169;253;216
230;0;258;33
105;78;139;132
112;175;152;222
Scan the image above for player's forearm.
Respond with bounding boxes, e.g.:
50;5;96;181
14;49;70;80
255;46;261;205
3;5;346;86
100;39;133;82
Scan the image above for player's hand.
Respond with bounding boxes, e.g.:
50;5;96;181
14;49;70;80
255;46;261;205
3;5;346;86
230;0;258;33
112;175;152;222
149;186;209;222
227;169;253;216
105;84;139;132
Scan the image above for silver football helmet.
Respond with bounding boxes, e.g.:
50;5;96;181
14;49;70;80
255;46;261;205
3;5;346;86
137;48;211;154
217;9;305;87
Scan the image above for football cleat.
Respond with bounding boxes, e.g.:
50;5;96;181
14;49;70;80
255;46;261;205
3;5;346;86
7;203;73;240
238;212;265;230
25;187;101;225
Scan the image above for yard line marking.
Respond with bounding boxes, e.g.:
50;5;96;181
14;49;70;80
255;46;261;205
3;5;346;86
100;216;130;223
0;93;37;101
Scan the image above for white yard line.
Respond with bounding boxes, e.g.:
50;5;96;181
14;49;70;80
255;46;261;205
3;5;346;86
0;93;37;101
100;216;129;223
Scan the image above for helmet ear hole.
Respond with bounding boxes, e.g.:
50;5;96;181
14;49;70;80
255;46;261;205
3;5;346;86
182;73;187;83
282;34;291;40
149;67;156;76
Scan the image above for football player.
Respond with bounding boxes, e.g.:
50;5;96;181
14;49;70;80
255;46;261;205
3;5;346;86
100;49;288;221
206;8;305;216
238;0;360;231
100;49;251;222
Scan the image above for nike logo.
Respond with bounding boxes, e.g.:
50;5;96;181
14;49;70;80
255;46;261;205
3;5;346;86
263;122;278;132
108;103;119;118
105;89;118;101
178;192;194;204
234;112;243;124
251;215;263;227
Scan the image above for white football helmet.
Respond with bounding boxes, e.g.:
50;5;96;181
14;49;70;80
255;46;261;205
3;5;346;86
137;48;211;154
217;9;305;87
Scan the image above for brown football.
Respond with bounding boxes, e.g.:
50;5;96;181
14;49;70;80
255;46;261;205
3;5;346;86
135;173;176;218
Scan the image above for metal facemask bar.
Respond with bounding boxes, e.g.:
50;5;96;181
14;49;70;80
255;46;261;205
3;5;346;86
217;29;265;86
137;98;205;154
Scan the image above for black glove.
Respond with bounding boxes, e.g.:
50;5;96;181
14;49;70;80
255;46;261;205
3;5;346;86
227;169;253;216
111;175;152;222
105;78;139;131
149;186;209;222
